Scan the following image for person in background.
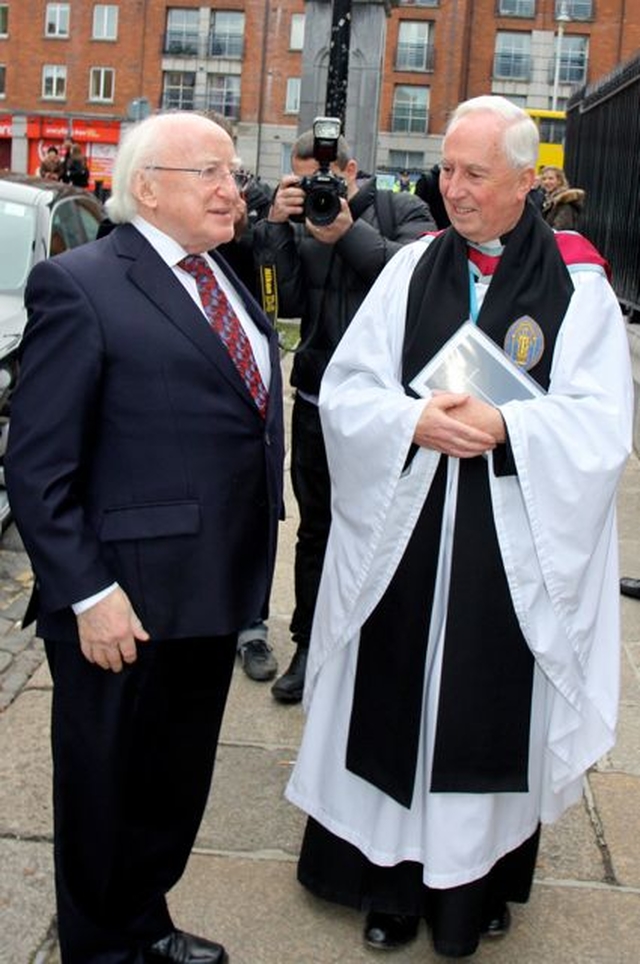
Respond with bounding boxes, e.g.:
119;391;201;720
5;111;284;964
414;163;451;229
540;165;585;230
39;145;64;181
396;169;413;192
65;142;91;188
253;128;436;704
286;95;632;958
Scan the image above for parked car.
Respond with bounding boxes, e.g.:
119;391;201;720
0;174;104;526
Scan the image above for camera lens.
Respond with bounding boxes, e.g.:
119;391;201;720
305;187;342;227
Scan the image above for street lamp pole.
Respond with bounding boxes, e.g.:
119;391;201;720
551;2;571;111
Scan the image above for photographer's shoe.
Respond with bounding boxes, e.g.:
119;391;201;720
271;645;308;703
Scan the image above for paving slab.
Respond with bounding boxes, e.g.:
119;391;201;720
0;838;55;963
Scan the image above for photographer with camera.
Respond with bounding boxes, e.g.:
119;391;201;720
254;120;435;703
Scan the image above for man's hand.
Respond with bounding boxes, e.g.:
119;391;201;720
268;174;306;223
449;395;506;443
77;587;150;673
413;393;498;458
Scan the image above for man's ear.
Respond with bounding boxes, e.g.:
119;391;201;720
517;166;537;200
133;169;158;210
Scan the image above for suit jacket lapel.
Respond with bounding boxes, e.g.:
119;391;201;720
112;225;276;415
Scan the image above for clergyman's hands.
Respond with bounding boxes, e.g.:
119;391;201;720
77;587;150;672
413;393;501;458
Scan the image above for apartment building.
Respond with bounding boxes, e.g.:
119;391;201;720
0;1;635;186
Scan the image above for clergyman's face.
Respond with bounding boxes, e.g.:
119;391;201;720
439;112;534;244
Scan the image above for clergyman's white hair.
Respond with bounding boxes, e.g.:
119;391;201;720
446;95;539;171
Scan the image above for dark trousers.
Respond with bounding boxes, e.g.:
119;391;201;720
289;394;332;649
45;633;237;964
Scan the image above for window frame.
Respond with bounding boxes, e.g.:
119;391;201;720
92;4;118;41
396;20;434;72
285;77;301;114
493;31;532;81
206;73;241;120
391;85;430;134
42;64;68;100
557;0;593;21
89;66;115;102
290;13;305;51
0;4;9;36
45;3;70;38
498;0;535;16
209;11;245;59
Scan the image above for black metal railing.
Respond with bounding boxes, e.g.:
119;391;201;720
565;54;640;315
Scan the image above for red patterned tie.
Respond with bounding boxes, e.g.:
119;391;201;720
179;254;269;418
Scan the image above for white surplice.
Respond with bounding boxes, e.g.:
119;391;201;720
286;236;633;889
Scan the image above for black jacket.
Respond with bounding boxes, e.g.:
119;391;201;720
253;177;435;395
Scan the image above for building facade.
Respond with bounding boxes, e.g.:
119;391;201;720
0;1;635;186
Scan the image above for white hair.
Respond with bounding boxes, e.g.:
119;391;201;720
446;95;539;170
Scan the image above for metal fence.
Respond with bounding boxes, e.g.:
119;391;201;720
564;53;640;317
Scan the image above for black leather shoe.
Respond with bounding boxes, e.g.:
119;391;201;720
238;638;278;681
480;903;511;939
271;645;308;703
620;577;640;599
363;911;420;950
145;929;228;963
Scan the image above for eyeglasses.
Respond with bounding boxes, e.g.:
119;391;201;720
144;165;251;190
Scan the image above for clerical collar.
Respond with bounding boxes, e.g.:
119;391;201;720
468;238;504;257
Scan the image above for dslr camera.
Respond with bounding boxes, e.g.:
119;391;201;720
296;116;347;227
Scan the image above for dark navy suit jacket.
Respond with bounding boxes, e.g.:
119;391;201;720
5;223;284;642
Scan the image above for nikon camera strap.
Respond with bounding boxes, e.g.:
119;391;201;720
259;263;278;327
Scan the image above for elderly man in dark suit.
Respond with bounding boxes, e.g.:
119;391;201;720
5;111;284;964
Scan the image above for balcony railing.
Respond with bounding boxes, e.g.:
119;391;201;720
493;52;532;81
390;109;429;134
163;32;244;59
396;42;435;72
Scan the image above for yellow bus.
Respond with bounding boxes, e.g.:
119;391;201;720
526;109;566;171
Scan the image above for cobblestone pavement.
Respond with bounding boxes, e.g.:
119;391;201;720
0;523;41;713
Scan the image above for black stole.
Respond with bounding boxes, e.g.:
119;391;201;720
346;202;574;807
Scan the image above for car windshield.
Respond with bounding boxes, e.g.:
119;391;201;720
0;199;36;291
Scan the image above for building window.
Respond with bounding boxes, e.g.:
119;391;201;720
0;65;5;97
162;71;195;110
165;8;199;55
554;34;588;84
557;0;592;20
90;67;115;102
494;32;532;81
398;0;439;7
290;13;305;50
285;77;301;114
396;21;434;72
0;5;9;35
498;0;535;15
389;149;424;169
42;65;67;99
392;85;429;134
93;4;118;41
206;74;241;119
210;12;244;59
45;3;70;37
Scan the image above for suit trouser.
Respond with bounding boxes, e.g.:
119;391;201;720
45;632;237;964
289;394;332;649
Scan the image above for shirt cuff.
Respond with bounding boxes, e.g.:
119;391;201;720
72;583;119;615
